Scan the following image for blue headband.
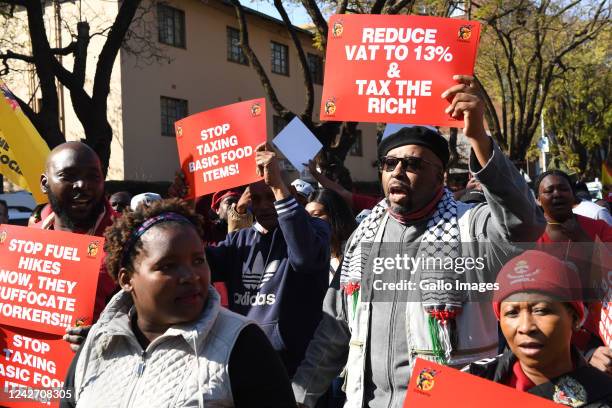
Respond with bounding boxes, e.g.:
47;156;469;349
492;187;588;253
120;212;193;268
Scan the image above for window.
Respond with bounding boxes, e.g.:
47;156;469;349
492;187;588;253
273;115;289;135
307;53;323;85
158;4;185;48
271;42;289;75
227;27;248;65
160;96;188;137
349;130;363;156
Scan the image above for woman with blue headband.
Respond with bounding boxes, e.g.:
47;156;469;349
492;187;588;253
61;198;295;407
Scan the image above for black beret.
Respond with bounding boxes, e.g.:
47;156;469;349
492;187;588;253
377;126;449;168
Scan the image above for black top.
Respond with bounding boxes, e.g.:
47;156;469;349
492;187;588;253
60;323;295;407
464;348;612;407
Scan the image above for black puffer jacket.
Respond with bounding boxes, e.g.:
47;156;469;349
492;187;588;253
463;348;612;407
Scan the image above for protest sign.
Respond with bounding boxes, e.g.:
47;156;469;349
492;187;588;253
321;15;481;127
0;225;103;335
272;117;322;172
0;326;73;407
175;98;266;198
404;358;559;407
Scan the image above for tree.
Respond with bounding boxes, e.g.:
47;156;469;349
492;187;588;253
544;27;611;178
473;0;610;166
0;0;149;175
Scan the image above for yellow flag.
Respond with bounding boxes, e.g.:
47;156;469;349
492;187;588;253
0;129;30;190
0;79;50;203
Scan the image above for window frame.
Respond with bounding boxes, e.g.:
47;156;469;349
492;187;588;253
270;41;289;76
349;130;363;157
157;4;186;48
307;53;324;85
160;96;189;137
226;27;248;65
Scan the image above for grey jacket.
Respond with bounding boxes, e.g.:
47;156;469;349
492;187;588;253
292;142;545;408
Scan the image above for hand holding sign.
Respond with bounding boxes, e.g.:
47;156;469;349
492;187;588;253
63;325;91;352
441;74;492;166
255;143;290;198
441;75;486;139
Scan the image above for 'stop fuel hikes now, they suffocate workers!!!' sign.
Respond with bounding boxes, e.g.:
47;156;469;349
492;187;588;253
0;225;103;335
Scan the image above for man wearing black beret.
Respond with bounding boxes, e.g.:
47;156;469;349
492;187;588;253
293;75;546;408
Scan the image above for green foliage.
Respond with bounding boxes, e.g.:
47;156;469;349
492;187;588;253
473;0;609;166
545;27;611;177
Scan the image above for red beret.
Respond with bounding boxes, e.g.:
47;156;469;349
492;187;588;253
493;250;584;323
211;189;242;211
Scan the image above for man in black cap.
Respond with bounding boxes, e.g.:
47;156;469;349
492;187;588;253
292;75;546;408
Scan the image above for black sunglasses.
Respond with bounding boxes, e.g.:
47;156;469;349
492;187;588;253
378;156;442;173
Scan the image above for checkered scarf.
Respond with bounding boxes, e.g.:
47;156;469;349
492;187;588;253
340;188;463;362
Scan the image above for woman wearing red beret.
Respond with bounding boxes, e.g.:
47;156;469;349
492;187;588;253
463;251;612;406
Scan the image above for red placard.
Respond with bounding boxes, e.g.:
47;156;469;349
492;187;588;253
175;98;266;199
0;225;103;335
404;358;559;407
0;326;74;407
321;15;481;127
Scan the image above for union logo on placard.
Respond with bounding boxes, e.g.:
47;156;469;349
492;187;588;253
416;368;438;392
0;82;20;111
176;125;183;137
332;21;344;38
250;102;262;117
75;317;89;327
458;25;472;41
87;241;100;258
0;230;7;244
324;98;337;116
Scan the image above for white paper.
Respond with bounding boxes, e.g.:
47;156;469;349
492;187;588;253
272;117;323;172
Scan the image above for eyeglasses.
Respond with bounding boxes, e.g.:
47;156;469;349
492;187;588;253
378;156;442;173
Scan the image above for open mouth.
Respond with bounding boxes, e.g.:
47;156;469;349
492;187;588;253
70;197;93;210
389;184;409;199
517;342;544;357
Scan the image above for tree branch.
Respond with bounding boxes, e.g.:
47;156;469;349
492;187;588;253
370;0;387;14
476;75;505;150
230;0;290;118
0;50;34;63
299;0;328;51
273;0;314;123
386;0;416;14
92;0;141;109
73;21;89;88
336;0;349;14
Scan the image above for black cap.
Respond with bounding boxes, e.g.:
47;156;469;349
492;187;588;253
377;126;449;168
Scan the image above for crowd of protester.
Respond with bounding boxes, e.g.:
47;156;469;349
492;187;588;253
1;74;610;407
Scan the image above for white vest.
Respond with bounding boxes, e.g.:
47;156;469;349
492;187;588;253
342;203;499;407
74;288;251;408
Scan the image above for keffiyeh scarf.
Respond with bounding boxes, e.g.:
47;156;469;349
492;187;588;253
340;188;463;363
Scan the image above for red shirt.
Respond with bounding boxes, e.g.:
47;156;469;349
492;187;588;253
506;360;536;391
33;201;119;323
538;214;612;243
